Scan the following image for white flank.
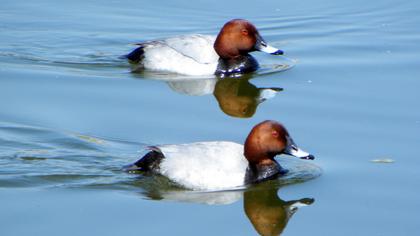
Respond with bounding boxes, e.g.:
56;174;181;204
157;141;248;190
142;34;219;76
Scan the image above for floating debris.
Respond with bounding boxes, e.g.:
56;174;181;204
20;156;48;161
370;158;395;163
77;134;105;144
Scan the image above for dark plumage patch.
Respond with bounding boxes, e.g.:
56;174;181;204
215;55;259;77
124;150;164;173
126;46;145;63
244;161;288;185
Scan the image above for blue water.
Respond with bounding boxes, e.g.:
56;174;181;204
1;0;420;235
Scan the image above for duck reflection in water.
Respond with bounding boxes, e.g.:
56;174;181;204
244;183;314;236
145;75;283;118
131;175;314;235
213;76;282;118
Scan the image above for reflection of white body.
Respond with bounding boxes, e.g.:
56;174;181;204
159;190;243;205
166;79;281;97
167;78;217;96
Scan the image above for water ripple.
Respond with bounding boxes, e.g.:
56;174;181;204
0;122;321;200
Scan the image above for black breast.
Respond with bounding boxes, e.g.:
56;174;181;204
244;161;288;185
215;55;259;77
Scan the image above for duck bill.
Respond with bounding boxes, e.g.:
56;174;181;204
284;136;315;160
254;34;284;55
284;147;315;160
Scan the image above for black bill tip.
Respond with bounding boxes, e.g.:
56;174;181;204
271;49;284;55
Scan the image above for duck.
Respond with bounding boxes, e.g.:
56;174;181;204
126;19;284;77
124;120;314;190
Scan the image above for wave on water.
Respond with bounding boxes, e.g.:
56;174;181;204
0;122;143;189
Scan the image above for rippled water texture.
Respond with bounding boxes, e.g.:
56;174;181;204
0;122;320;192
1;0;420;235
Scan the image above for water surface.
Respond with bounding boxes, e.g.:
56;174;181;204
1;0;420;235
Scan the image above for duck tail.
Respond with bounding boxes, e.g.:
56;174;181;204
124;46;145;63
123;148;164;172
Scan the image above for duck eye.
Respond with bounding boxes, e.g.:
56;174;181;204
241;29;248;36
271;131;279;138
